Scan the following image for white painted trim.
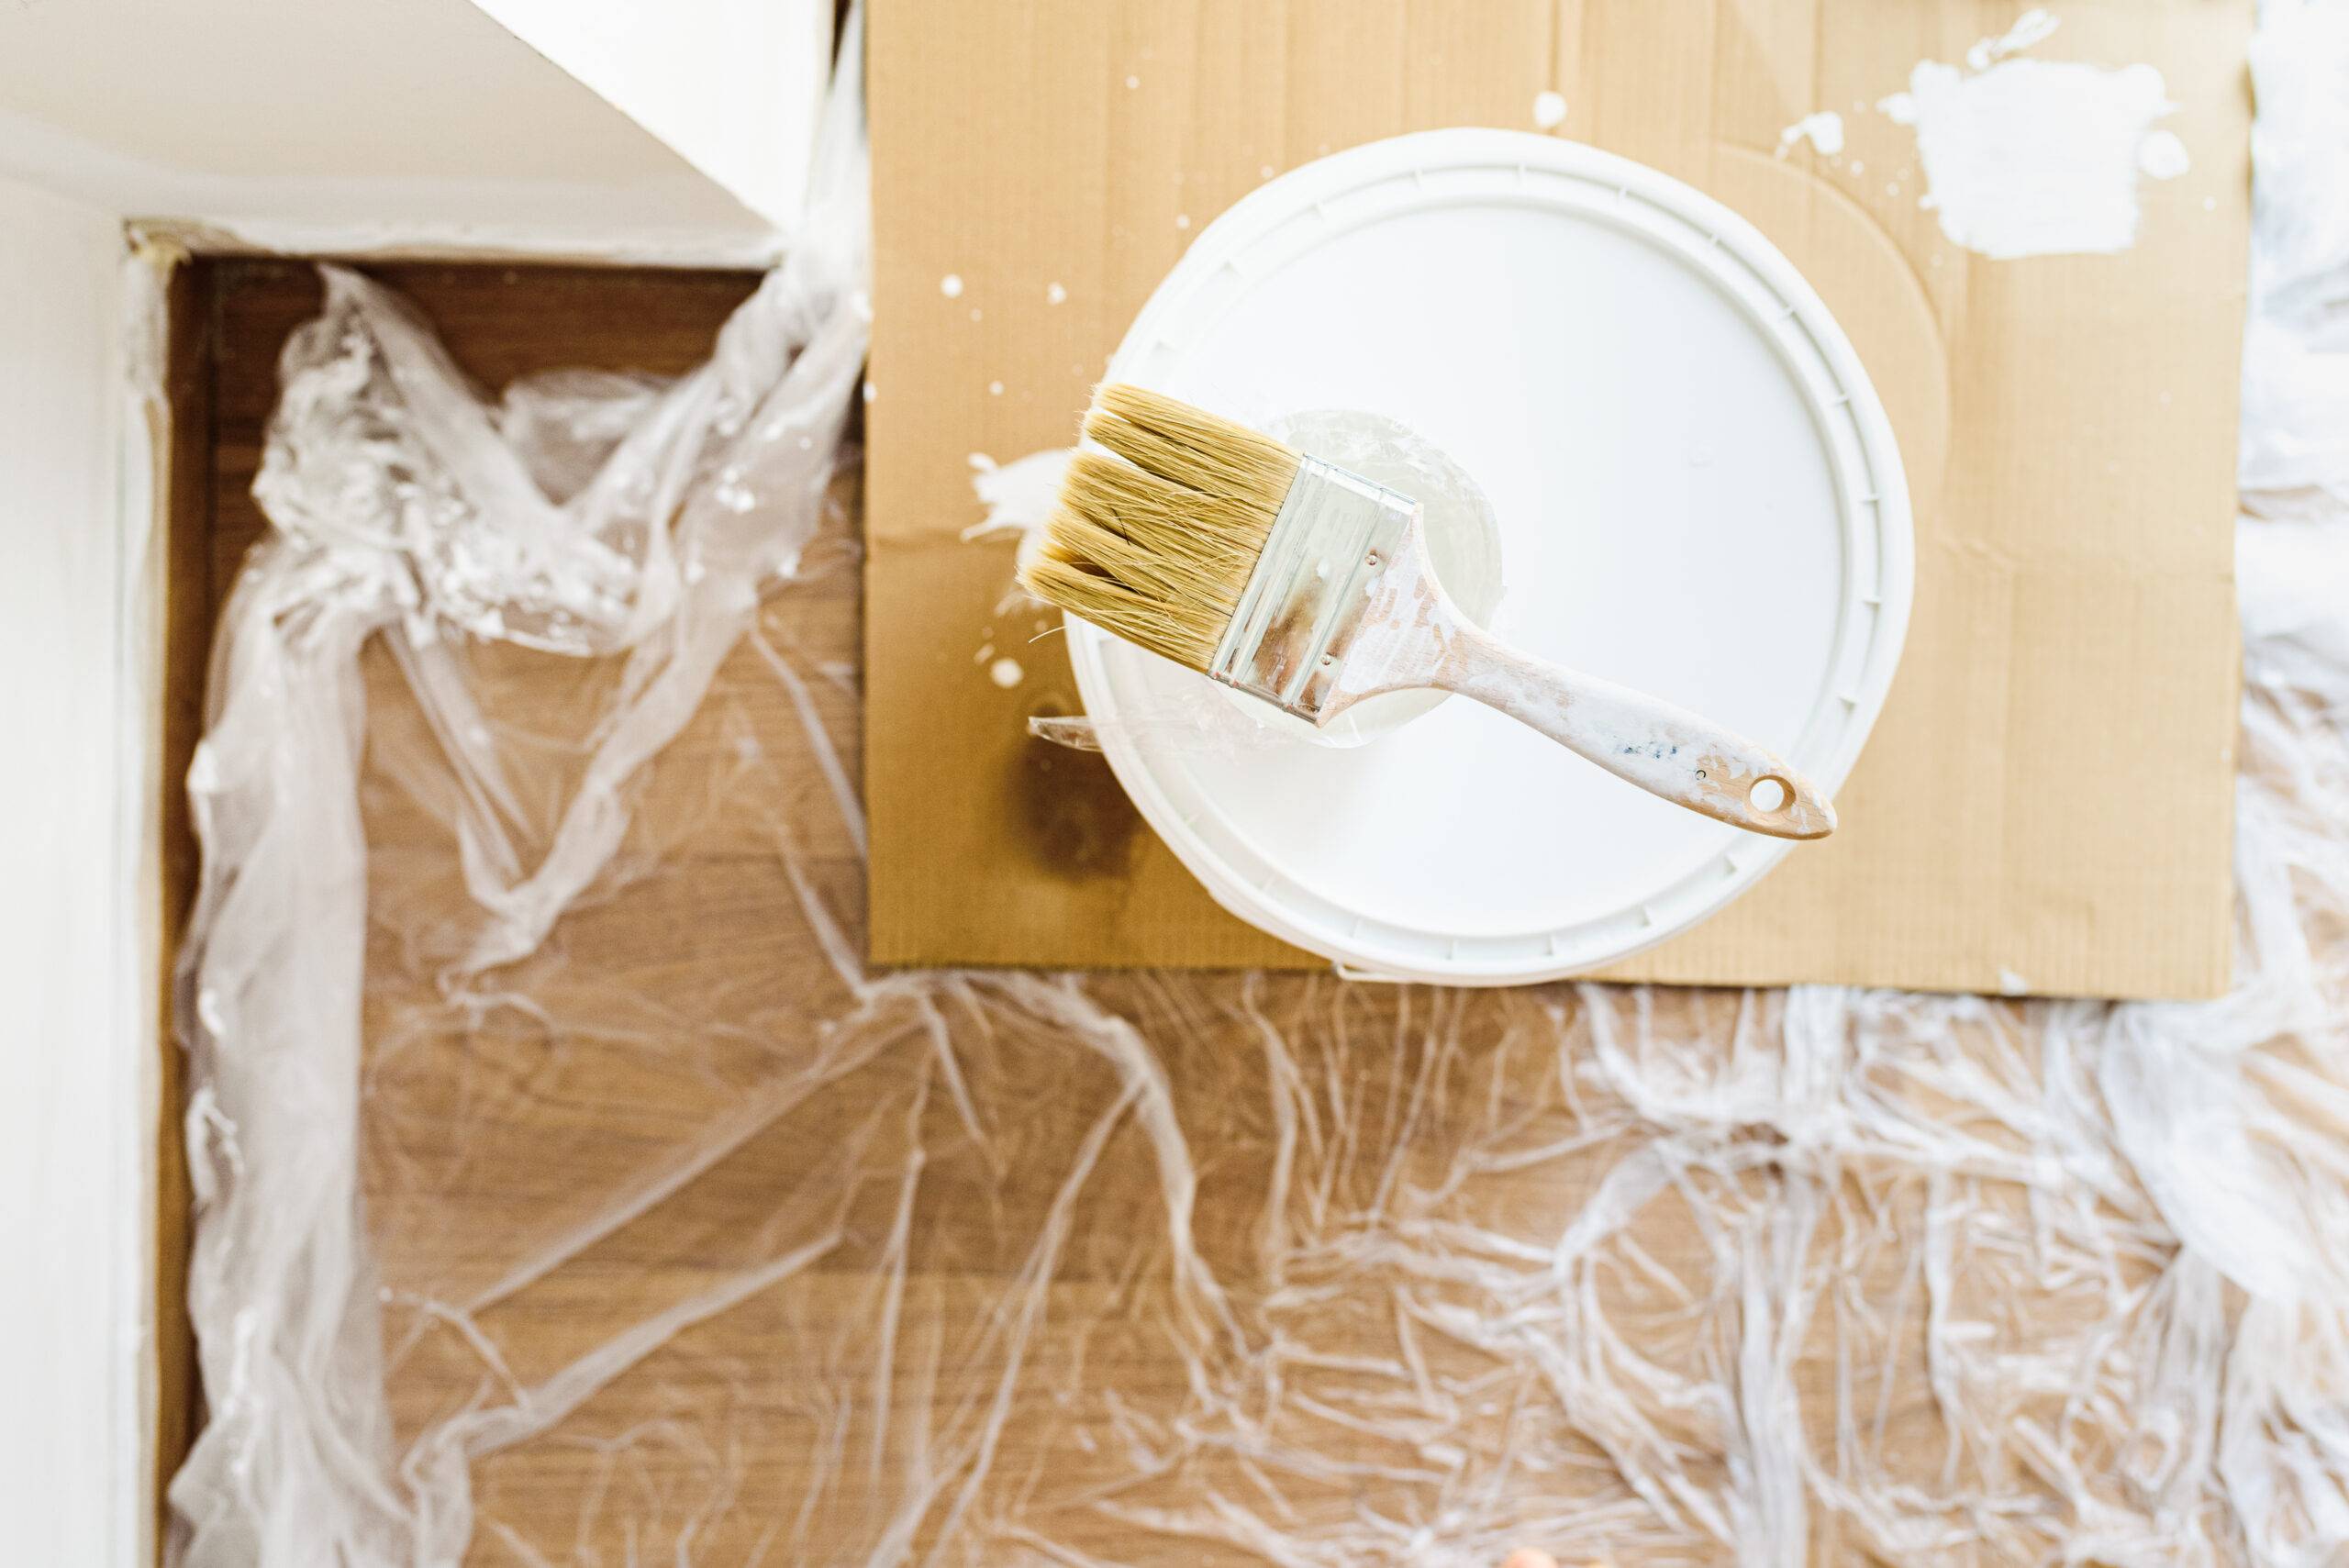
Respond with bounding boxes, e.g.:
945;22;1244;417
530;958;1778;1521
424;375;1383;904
3;105;778;270
0;176;156;1568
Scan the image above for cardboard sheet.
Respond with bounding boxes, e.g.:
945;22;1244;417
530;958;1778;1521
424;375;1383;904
866;0;2248;998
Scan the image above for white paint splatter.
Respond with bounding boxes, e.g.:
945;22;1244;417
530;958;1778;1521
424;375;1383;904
1860;10;2190;261
1045;281;1067;306
1174;213;1190;230
988;381;1005;396
1124;74;1140;90
963;448;1077;609
1891;59;2177;260
940;273;964;298
1967;7;2061;72
2139;128;2191;180
962;447;1075;547
1778;110;1845;156
1532;90;1569;130
988;657;1024;689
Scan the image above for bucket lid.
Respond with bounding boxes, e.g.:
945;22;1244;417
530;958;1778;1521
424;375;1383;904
1068;128;1911;984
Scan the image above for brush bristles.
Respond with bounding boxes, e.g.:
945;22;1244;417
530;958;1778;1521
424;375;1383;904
1019;384;1302;673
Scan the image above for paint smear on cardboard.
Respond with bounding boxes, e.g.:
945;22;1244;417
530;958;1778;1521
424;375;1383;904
1966;6;2063;71
963;446;1077;617
1859;14;2186;262
1897;57;2176;259
2139;129;2192;181
962;447;1074;549
1777;110;1845;157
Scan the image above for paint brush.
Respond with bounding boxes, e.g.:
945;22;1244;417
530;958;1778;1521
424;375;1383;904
1019;385;1836;840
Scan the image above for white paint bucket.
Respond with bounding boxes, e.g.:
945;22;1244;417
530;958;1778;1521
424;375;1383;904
1066;128;1912;984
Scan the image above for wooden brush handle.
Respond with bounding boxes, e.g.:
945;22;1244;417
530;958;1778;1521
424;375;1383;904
1440;623;1836;840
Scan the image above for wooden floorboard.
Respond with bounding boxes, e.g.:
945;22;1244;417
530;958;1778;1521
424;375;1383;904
161;258;769;1565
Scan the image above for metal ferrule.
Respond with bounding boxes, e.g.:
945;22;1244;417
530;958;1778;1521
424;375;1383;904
1208;456;1417;720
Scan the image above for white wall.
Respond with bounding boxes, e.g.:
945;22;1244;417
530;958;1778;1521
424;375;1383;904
0;173;150;1568
468;0;832;230
0;0;777;259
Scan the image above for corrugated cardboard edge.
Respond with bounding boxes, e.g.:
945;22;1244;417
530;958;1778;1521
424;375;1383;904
864;0;2248;1000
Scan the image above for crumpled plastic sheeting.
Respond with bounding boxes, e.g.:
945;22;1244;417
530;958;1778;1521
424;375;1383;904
167;12;871;1562
170;6;2349;1568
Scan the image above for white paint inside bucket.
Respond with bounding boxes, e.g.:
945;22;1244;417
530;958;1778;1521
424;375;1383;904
1067;129;1910;982
1226;407;1506;746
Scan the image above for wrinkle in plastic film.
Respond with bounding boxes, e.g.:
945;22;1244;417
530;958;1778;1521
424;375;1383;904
173;7;2349;1566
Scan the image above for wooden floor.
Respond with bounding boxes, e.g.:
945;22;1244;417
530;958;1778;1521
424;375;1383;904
158;258;768;1556
157;259;2102;1568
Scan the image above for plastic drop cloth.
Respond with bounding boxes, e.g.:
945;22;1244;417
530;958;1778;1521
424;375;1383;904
170;5;2349;1565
